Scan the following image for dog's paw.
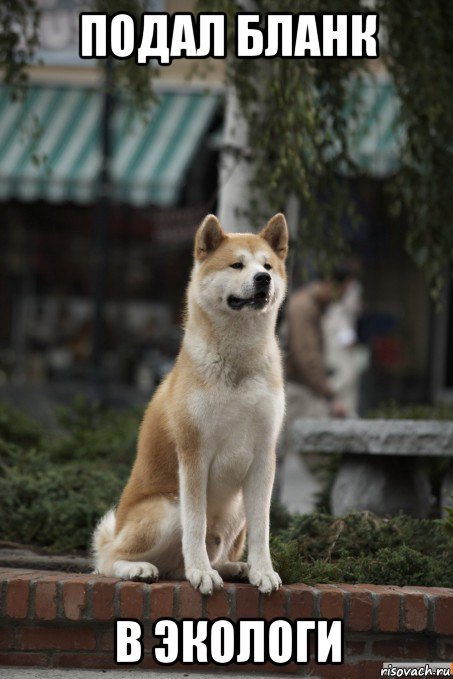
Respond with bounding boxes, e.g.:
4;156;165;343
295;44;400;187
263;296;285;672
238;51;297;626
113;560;159;582
248;567;282;594
217;561;249;581
186;568;223;595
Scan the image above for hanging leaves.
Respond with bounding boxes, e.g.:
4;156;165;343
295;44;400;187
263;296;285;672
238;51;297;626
0;0;40;94
199;0;453;291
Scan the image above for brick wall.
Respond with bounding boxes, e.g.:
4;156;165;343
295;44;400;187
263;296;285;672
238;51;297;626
0;568;452;677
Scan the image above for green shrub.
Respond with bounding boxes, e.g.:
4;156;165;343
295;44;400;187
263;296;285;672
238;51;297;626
0;441;125;552
1;401;452;588
0;399;140;552
49;396;140;465
367;400;453;421
0;402;43;448
270;511;453;587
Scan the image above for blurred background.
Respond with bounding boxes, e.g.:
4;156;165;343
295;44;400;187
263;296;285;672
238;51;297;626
0;0;452;421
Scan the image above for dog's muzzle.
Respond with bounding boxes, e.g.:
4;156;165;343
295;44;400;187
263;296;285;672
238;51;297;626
227;273;272;310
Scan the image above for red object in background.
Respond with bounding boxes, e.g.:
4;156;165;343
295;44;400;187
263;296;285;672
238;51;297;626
373;334;404;369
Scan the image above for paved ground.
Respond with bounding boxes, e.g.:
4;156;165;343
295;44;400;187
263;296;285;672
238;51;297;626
0;670;300;679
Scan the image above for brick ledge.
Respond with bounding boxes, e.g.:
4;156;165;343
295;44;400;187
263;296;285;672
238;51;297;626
1;568;452;676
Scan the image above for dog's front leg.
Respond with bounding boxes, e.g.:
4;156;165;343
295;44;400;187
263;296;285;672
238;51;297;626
243;448;282;594
179;460;223;595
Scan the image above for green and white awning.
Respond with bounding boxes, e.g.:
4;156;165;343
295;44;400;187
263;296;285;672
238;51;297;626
0;86;220;206
0;75;402;206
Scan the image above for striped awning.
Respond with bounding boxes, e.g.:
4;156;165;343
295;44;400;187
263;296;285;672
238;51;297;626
0;86;220;206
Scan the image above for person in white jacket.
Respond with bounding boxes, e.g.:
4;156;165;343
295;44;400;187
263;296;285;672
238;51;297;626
323;279;369;417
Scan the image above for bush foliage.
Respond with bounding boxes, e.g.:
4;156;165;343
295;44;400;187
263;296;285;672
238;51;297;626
0;399;140;552
368;400;453;421
0;401;452;587
269;506;453;587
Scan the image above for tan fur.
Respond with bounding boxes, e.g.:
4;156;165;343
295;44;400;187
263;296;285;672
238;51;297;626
228;525;247;562
93;213;289;594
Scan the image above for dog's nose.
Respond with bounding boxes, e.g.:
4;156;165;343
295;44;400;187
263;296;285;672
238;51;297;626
254;272;271;288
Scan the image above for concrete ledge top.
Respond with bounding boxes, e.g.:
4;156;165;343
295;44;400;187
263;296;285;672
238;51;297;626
291;418;453;456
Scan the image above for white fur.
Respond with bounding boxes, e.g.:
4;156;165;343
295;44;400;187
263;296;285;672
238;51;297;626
93;500;185;580
112;560;159;581
92;508;116;574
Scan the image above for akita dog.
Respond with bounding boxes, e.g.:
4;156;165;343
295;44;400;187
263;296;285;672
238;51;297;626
93;213;288;595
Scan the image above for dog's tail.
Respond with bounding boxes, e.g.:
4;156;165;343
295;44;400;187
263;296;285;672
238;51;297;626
91;508;116;574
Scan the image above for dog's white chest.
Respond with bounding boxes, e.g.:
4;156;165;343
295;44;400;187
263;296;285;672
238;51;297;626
189;375;279;440
188;377;284;503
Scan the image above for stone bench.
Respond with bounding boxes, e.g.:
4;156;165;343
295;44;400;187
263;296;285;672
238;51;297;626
291;419;453;517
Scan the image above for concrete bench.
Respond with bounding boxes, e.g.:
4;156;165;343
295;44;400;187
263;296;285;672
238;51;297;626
291;419;453;517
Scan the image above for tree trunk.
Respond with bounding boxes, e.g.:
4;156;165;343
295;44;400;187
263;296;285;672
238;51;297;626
217;84;255;233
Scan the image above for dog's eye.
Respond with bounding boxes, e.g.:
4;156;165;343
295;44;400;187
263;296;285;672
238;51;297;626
230;262;244;270
264;263;272;271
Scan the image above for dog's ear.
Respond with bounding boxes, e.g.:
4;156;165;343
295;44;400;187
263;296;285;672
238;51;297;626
259;213;289;260
195;214;226;261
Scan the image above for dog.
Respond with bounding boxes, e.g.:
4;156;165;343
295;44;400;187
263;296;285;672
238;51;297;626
92;212;288;595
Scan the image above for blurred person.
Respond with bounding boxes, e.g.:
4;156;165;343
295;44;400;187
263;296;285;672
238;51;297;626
285;269;353;423
274;268;353;508
323;279;369;416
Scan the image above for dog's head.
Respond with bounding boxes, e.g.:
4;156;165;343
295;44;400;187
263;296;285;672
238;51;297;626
191;213;288;317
